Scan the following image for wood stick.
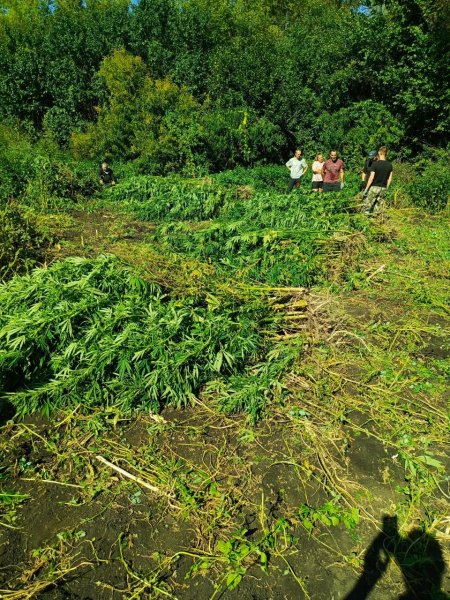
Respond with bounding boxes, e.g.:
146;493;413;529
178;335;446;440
96;455;165;495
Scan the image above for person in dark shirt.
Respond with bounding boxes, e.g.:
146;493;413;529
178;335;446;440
99;161;116;186
360;150;377;191
362;146;393;215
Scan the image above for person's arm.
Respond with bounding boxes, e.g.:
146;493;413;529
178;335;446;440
340;168;345;183
386;171;393;189
286;159;292;172
364;171;375;194
321;163;326;179
302;161;308;176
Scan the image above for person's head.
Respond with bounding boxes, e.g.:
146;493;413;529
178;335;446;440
378;146;388;158
329;150;338;162
315;153;324;162
101;161;109;171
368;150;377;160
294;149;302;159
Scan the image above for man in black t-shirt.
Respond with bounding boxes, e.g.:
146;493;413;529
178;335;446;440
99;161;116;186
362;146;393;215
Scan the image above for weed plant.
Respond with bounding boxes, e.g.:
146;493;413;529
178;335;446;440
0;255;280;418
155;188;371;287
212;165;287;192
106;175;233;222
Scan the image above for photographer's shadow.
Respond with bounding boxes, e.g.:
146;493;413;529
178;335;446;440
344;515;447;599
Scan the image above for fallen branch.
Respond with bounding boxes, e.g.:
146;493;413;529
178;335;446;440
95;455;174;499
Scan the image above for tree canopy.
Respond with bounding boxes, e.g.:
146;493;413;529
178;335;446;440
0;0;448;171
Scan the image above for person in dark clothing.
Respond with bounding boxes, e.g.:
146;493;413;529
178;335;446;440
99;162;116;186
360;150;377;191
361;146;393;215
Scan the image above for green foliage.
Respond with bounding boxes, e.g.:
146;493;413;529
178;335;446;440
205;342;302;423
71;48;202;174
154;186;371;287
298;502;360;532
0;205;51;280
107;175;233;222
42;107;77;147
406;166;449;213
0;488;29;527
22;154;98;210
0;255;273;417
314;101;404;167
0;124;98;210
212;165;287;192
1;0;448;163
187;519;297;594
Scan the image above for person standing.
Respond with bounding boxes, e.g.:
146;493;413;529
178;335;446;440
99;161;116;187
322;150;345;192
311;153;324;192
361;146;393;215
360;150;377;191
286;149;308;192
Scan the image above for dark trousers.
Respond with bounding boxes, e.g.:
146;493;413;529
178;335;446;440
323;182;340;192
287;177;301;192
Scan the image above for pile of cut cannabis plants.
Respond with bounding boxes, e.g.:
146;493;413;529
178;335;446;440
0;255;282;419
154;188;371;286
106;175;233;222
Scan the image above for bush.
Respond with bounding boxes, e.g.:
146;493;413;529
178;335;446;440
0;205;52;280
313;101;404;168
42;107;77;147
407;167;449;212
22;155;99;209
0;125;34;205
0;126;99;210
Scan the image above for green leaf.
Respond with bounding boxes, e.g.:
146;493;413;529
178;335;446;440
226;571;243;590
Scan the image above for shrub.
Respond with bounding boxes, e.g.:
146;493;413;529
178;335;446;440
0;205;52;280
407;167;449;212
42;107;76;147
313;101;404;168
22;155;99;210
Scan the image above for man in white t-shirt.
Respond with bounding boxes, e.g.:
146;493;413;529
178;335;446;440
286;149;308;192
311;153;324;192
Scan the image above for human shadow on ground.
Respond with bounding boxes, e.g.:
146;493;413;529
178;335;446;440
344;515;448;599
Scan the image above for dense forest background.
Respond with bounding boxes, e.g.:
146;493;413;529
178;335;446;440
0;0;449;176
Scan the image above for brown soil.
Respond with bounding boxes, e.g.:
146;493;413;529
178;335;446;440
1;401;448;599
